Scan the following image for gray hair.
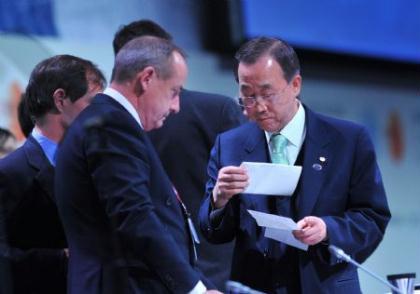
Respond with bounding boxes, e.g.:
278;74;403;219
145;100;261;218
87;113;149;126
112;36;185;83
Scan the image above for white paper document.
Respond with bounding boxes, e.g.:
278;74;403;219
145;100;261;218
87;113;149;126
248;209;308;251
241;162;302;196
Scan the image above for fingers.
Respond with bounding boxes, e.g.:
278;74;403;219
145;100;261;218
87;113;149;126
293;216;327;246
218;166;248;181
218;171;248;183
213;166;249;208
296;219;307;230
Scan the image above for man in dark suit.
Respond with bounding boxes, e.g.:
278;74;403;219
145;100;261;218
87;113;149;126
55;36;219;294
0;55;105;294
199;37;391;293
112;19;245;290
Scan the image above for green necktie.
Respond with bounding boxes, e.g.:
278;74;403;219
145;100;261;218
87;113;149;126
270;133;289;164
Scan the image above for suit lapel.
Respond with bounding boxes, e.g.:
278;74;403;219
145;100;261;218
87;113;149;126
243;123;270;163
240;111;335;219
24;136;56;202
297;107;333;220
240;123;272;209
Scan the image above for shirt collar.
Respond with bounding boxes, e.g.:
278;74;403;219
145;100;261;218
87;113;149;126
103;87;143;129
265;101;306;146
31;127;58;166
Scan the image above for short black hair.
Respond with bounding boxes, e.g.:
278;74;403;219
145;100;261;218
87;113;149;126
17;93;34;137
113;20;172;55
234;37;300;83
25;54;105;119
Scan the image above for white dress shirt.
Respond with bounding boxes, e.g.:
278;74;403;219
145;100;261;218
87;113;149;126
265;101;306;165
103;87;143;129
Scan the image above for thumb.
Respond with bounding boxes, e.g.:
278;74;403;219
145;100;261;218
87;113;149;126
296;218;307;230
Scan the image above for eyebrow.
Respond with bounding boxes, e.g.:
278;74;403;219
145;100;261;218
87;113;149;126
240;84;251;92
259;83;272;90
240;83;272;92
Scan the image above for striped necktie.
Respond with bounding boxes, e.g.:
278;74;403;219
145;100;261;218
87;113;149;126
270;133;289;164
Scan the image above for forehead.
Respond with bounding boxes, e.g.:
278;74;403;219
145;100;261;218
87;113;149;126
171;51;188;74
164;51;188;85
238;56;285;91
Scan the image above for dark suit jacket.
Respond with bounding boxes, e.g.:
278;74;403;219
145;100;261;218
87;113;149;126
55;94;207;294
148;89;245;290
0;136;67;294
199;105;391;294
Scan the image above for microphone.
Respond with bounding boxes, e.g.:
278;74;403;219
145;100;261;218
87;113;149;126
328;245;403;294
225;280;265;294
328;245;352;263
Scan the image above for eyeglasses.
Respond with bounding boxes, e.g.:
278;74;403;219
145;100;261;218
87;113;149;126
238;84;289;109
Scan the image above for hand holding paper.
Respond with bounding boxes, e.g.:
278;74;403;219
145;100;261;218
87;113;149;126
213;166;249;208
293;216;327;246
248;210;308;251
241;162;302;196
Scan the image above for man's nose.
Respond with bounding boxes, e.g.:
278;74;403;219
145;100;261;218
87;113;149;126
171;96;180;114
255;97;268;112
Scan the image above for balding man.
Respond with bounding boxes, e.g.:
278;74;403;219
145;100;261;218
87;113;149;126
55;37;218;294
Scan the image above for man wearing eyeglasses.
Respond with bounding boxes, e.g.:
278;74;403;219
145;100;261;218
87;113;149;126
199;37;391;293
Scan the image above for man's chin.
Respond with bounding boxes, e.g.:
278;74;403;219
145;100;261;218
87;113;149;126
149;115;170;131
144;121;162;132
154;119;165;130
257;121;279;132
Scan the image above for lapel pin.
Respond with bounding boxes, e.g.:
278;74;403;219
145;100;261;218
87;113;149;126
312;163;322;171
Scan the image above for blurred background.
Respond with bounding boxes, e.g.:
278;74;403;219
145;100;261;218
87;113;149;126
1;0;419;292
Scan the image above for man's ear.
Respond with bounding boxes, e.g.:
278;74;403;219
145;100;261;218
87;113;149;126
53;88;66;113
134;66;155;97
291;74;302;97
139;66;155;90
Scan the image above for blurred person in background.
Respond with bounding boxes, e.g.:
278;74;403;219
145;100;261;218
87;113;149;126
0;129;17;158
0;54;105;294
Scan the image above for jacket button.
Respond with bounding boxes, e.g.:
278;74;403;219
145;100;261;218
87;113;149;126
263;249;269;258
166;198;172;206
164;274;175;288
